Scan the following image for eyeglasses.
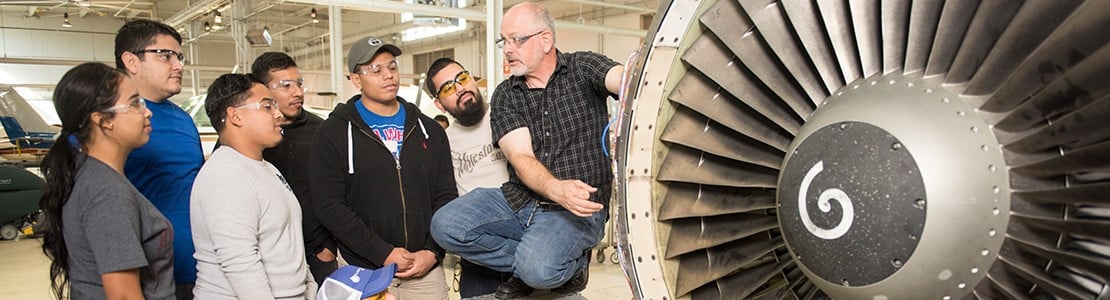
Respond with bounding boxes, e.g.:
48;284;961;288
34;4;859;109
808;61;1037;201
102;98;146;114
269;79;306;92
133;49;187;64
356;60;399;77
234;99;278;112
436;70;472;99
495;30;545;49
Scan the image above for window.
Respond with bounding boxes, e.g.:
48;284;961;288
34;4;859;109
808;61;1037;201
413;49;455;86
401;0;469;42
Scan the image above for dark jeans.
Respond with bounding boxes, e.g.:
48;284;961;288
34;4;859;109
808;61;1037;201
460;259;511;298
175;284;193;300
307;246;339;286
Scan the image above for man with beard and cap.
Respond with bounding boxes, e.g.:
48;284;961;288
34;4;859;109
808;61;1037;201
430;2;624;298
310;36;456;300
115;19;200;299
250;52;336;286
425;58;511;299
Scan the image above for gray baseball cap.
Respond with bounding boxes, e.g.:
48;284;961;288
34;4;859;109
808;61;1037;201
348;36;402;73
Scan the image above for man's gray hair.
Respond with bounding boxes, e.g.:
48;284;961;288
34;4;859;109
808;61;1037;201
538;4;555;36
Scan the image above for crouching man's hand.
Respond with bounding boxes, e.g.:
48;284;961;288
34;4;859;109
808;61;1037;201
545;179;603;217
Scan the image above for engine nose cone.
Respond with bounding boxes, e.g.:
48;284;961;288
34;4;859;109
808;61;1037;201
778;121;927;287
776;75;1010;299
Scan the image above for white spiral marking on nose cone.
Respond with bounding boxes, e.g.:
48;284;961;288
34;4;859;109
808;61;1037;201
799;161;855;240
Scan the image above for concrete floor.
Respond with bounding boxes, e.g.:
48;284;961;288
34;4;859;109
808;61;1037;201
0;237;632;299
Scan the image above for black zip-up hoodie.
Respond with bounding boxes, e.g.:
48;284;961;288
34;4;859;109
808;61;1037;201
262;111;333;255
309;95;456;269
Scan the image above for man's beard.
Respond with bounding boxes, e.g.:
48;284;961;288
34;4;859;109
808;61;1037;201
283;109;302;120
451;90;487;127
510;65;526;77
281;100;303;122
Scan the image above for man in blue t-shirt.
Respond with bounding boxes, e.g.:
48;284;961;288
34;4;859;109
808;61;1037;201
355;93;406;160
116;20;202;299
309;36;456;299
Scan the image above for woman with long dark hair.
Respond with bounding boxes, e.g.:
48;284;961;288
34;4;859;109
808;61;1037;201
39;62;175;299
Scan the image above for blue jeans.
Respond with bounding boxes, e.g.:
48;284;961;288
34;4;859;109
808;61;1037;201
431;188;608;289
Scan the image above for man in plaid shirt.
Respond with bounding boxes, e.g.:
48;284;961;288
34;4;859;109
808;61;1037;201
430;2;625;298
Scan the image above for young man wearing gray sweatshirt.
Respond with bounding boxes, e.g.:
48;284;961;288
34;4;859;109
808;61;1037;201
190;73;316;299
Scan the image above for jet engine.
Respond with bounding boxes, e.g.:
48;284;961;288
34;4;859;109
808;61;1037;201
614;0;1110;299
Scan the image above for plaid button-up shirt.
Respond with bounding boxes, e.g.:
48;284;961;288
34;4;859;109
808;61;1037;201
491;51;620;212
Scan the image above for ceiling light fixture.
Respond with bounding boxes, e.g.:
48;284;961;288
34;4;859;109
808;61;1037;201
62;13;72;28
310;8;319;23
210;10;224;31
246;26;273;47
203;21;211;32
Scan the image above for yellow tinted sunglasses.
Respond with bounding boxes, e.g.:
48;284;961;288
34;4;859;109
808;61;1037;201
436;70;472;99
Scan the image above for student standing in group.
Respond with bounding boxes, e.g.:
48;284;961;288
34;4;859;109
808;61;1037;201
433;114;450;129
190;73;316;299
310;36;456;299
40;62;175;299
431;2;625;298
251;52;337;286
115;19;201;299
425;58;512;299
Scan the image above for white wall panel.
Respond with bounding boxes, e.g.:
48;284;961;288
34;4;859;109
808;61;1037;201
600;14;643;64
4;29;36;58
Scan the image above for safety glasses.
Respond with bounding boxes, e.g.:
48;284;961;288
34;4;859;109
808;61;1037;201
436;70;472;99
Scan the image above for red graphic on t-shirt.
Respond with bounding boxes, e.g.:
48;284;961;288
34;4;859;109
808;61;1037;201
373;128;404;141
